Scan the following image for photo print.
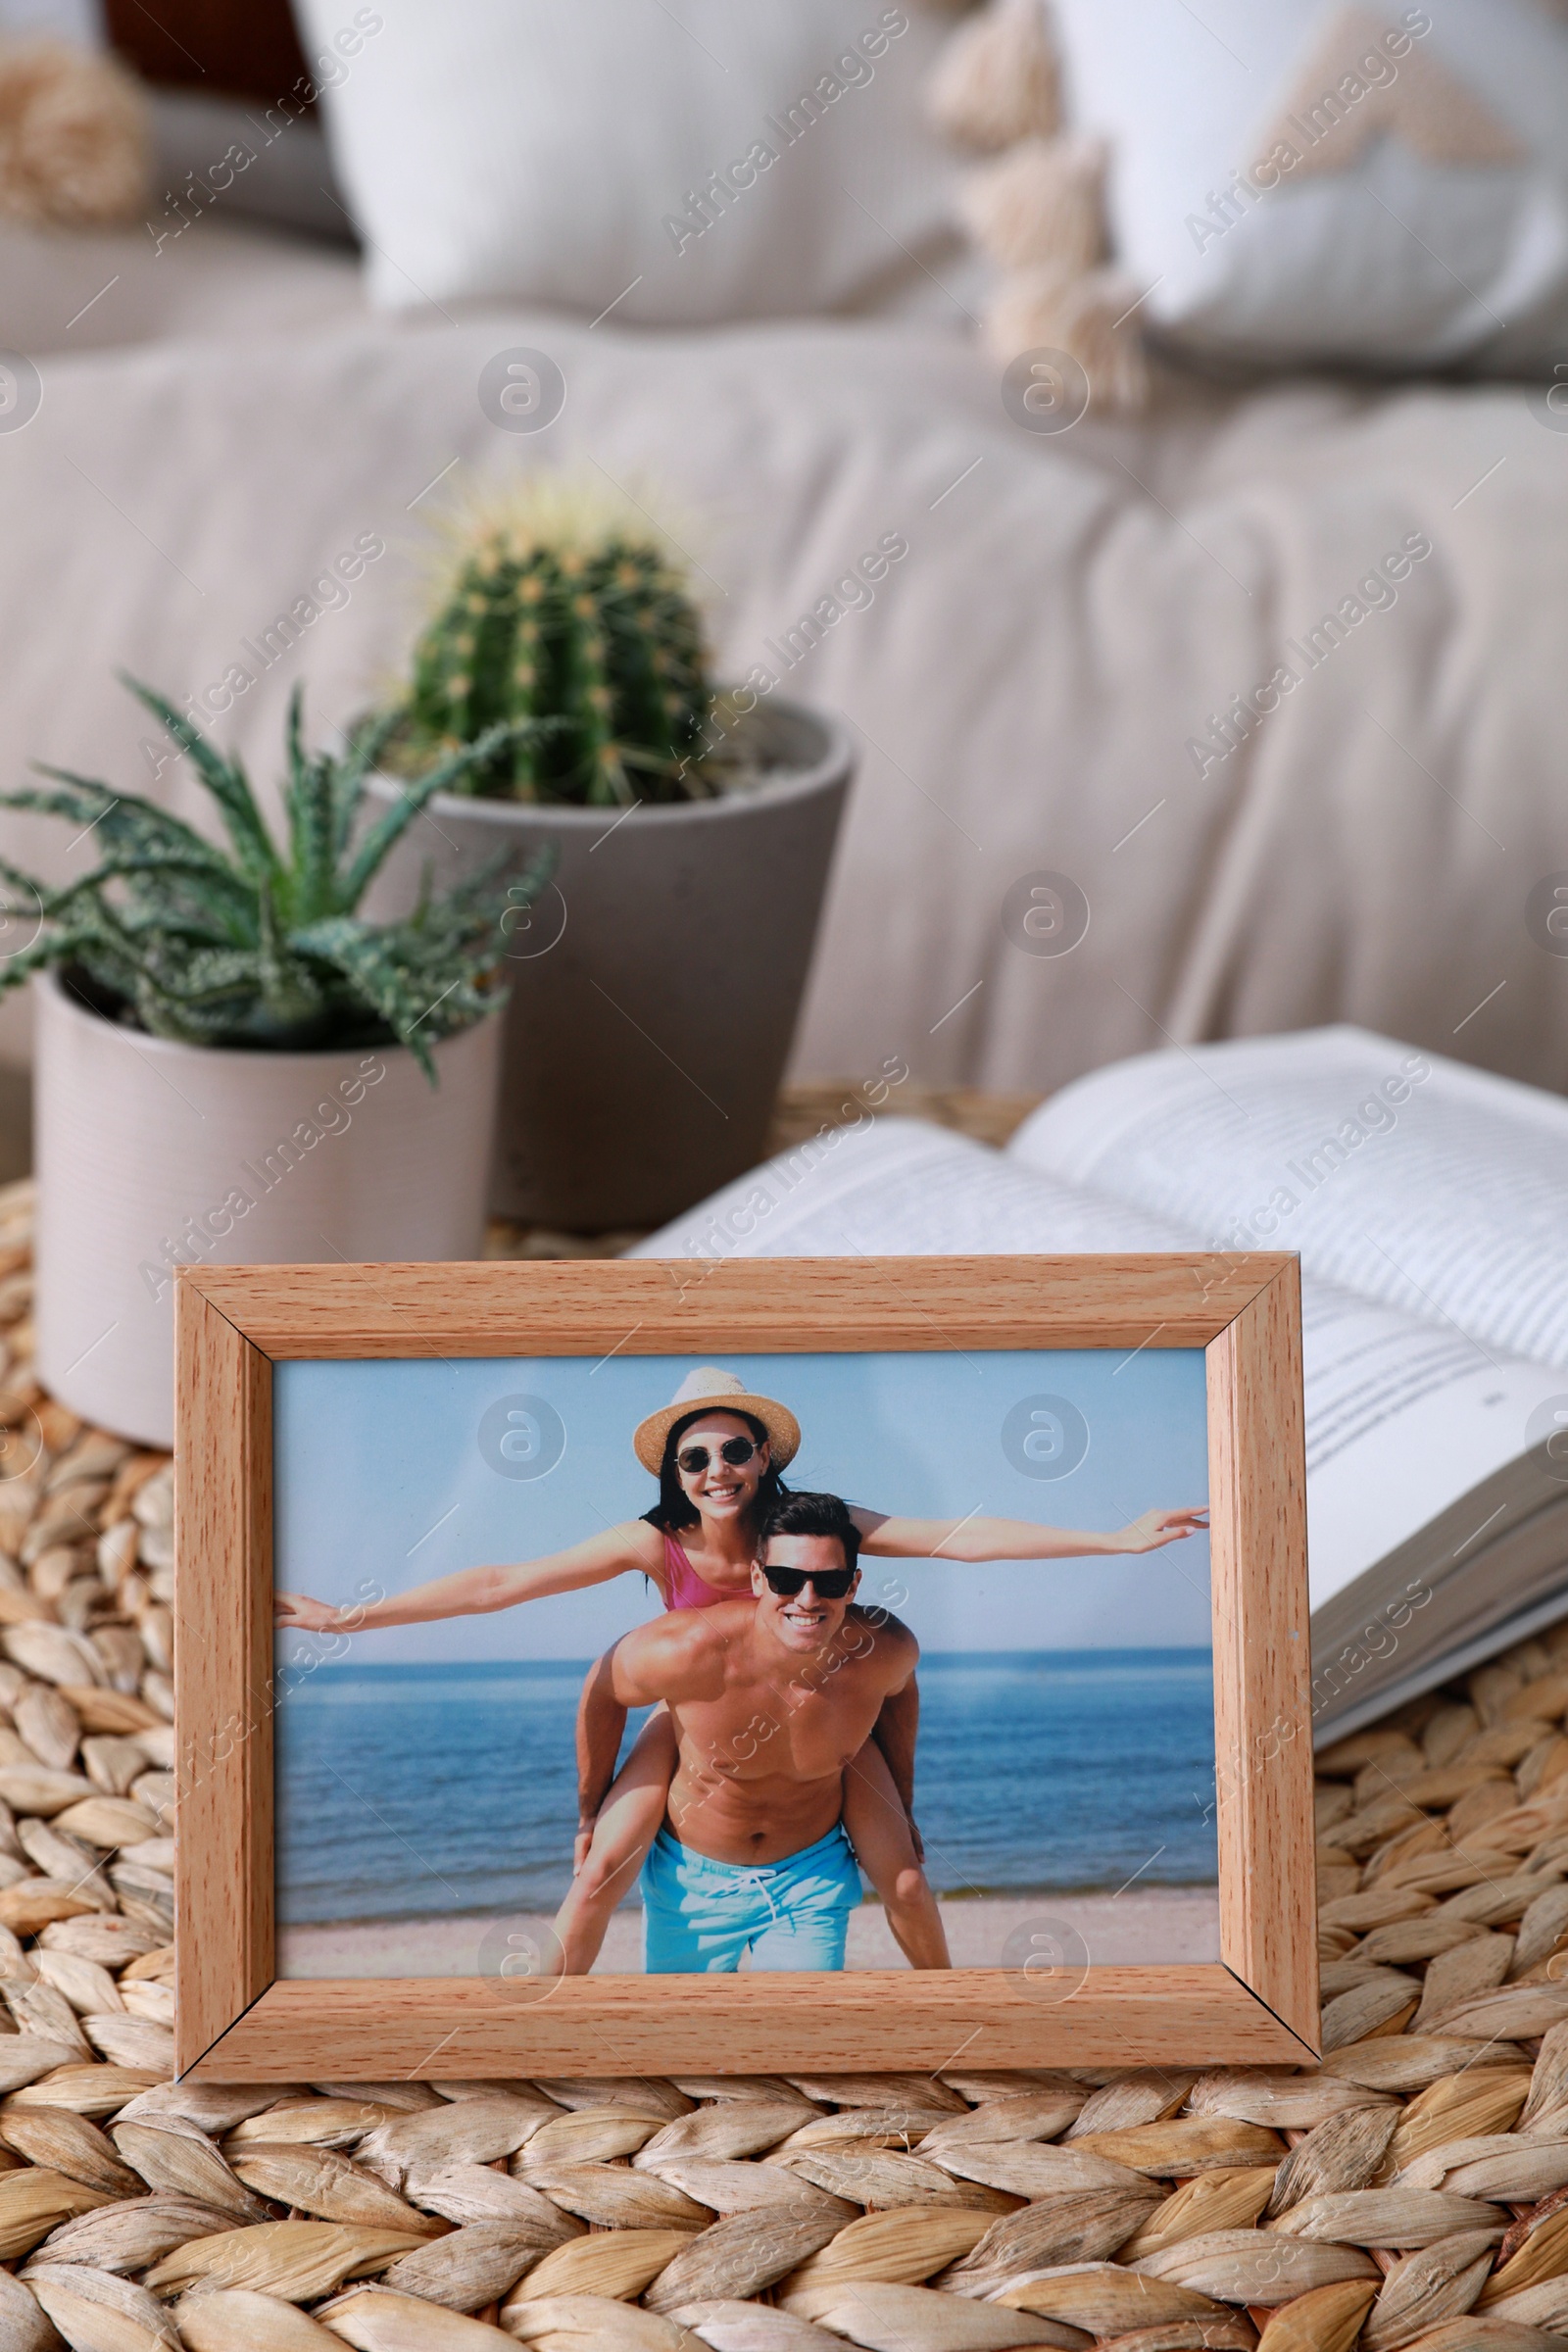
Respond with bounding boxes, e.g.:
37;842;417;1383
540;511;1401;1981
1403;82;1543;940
272;1347;1216;1984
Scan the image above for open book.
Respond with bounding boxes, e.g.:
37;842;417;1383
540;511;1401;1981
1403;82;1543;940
636;1028;1568;1742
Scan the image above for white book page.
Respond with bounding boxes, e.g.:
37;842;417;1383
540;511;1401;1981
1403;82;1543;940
633;1115;1197;1262
1009;1025;1568;1372
638;1112;1559;1610
1300;1282;1563;1605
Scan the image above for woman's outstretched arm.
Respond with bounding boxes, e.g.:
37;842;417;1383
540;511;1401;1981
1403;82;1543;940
852;1505;1208;1562
274;1519;662;1633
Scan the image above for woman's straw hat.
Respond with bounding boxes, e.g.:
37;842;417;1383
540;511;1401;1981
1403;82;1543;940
633;1366;801;1476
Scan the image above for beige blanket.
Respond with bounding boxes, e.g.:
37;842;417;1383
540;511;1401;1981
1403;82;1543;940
0;265;1562;1097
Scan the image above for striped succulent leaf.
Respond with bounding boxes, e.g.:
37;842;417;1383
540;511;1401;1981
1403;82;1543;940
0;679;551;1081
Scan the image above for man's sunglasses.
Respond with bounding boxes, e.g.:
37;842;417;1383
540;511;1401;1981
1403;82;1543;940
760;1563;858;1599
676;1436;762;1476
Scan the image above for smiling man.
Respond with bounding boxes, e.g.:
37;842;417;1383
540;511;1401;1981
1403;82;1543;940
604;1491;946;1973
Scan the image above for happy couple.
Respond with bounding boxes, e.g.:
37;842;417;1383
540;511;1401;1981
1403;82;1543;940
274;1365;1207;1975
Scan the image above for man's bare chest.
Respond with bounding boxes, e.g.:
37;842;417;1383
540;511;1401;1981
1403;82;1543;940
674;1659;883;1785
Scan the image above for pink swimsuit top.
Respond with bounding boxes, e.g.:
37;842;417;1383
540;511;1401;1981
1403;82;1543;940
661;1531;738;1611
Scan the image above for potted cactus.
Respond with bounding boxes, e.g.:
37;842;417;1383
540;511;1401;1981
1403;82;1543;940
363;474;855;1229
0;679;546;1447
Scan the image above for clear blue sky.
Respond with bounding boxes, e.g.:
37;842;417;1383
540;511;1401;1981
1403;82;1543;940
274;1348;1212;1665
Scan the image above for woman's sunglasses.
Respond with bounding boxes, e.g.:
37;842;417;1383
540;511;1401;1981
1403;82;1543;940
675;1435;762;1476
760;1563;858;1599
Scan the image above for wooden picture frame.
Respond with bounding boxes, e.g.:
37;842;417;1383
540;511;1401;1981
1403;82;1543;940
173;1251;1316;2079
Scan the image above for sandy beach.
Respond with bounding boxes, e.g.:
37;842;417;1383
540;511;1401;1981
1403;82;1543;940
279;1886;1220;1979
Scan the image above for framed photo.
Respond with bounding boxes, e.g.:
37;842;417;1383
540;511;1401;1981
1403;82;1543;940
174;1252;1316;2079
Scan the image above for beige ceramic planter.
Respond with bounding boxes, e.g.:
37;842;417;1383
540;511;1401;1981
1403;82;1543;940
363;696;854;1230
33;972;501;1446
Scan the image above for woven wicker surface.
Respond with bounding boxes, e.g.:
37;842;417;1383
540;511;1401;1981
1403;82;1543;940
7;1172;1568;2348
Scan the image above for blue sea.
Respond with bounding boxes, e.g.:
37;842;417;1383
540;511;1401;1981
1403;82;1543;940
275;1650;1217;1927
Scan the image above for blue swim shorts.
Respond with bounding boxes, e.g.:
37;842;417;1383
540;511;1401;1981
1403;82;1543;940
640;1822;862;1974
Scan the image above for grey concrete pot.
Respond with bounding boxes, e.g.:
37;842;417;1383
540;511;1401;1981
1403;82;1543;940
364;697;854;1230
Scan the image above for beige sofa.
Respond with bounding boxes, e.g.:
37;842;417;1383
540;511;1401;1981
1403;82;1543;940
1;204;1564;1118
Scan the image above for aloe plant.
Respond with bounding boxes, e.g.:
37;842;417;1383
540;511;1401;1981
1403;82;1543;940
0;677;551;1079
389;474;714;806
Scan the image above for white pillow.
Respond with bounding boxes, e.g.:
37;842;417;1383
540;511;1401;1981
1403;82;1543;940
293;0;968;323
1050;0;1568;372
